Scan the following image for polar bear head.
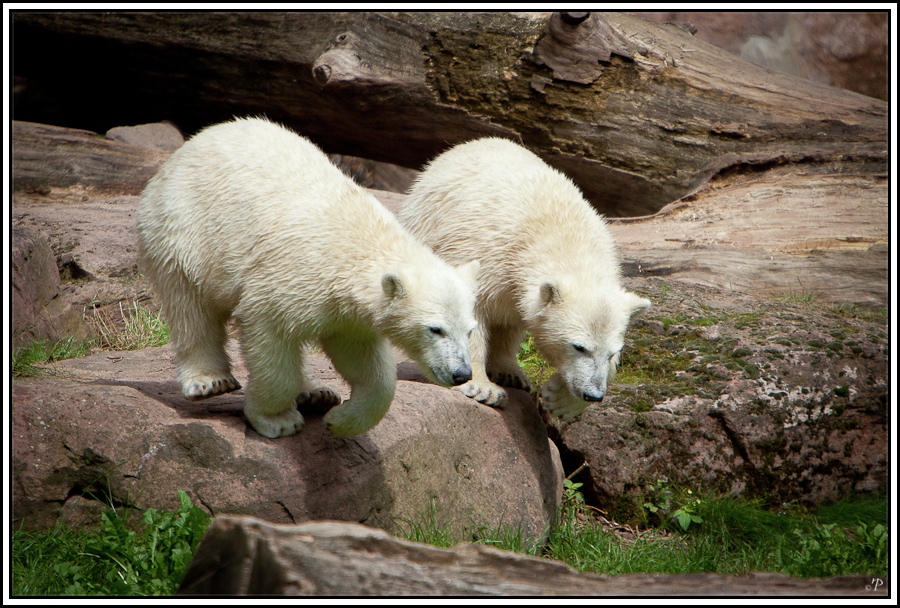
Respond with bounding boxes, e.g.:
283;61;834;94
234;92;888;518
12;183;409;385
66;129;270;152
379;260;480;387
526;280;650;405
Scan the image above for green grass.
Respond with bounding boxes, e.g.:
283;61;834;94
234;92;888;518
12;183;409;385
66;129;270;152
12;487;887;596
774;290;819;305
12;337;93;377
13;302;171;378
394;485;889;579
86;300;170;350
12;491;210;596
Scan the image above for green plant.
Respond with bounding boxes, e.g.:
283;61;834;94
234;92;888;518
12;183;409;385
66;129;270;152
830;303;887;321
12;336;93;377
670;490;704;532
517;333;556;392
642;480;703;531
642;478;673;521
12;491;211;596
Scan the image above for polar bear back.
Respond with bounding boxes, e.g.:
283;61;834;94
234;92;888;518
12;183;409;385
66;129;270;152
138;117;417;320
399;137;622;287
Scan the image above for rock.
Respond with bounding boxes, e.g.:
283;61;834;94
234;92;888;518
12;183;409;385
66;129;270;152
106;121;185;152
10;120;887;536
12;121;169;195
12;340;563;542
642;12;888;100
546;278;888;522
12;121;168;346
608;165;887;308
176;515;887;596
329;153;419;193
11;224;61;347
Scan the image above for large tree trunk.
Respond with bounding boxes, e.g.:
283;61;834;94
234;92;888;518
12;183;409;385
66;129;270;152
12;11;886;217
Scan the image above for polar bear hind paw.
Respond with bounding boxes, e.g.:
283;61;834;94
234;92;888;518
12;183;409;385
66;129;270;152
246;407;305;438
295;387;342;415
182;374;241;400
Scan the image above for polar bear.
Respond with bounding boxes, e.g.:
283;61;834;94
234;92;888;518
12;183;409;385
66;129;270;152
398;137;650;421
137;117;478;439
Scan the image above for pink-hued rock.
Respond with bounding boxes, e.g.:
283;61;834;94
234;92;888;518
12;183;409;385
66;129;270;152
10;121;887;537
641;12;888;100
106;121;185;152
12;341;563;542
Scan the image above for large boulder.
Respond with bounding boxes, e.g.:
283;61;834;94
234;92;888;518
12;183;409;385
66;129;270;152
12;340;563;542
546;277;888;523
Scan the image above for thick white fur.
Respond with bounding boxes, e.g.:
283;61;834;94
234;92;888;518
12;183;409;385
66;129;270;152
138;117;478;438
399;137;650;421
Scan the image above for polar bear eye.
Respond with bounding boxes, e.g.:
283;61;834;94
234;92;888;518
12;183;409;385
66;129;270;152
429;326;445;337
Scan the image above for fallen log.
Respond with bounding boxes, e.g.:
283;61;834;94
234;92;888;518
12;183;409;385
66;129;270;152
12;11;886;216
176;515;889;596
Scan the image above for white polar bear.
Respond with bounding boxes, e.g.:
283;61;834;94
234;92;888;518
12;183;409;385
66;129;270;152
398;137;650;421
138;117;478;439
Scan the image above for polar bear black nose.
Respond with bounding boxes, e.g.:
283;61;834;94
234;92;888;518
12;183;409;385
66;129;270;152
452;366;472;385
582;390;605;403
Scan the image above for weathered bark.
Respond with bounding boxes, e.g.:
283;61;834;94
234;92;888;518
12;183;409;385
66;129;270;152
12;11;886;216
177;516;888;596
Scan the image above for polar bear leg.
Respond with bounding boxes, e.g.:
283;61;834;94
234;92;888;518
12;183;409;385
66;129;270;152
486;324;532;393
456;321;508;407
164;269;241;400
239;328;307;438
320;332;396;437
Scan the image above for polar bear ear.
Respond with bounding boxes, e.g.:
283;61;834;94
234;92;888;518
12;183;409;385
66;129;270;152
625;291;652;318
381;272;408;299
538;281;562;308
455;260;480;290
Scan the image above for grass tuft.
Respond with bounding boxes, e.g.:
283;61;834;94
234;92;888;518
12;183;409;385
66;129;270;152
12;337;93;377
85;300;170;350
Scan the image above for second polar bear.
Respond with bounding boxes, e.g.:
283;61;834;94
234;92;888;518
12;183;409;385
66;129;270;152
398;137;650;421
138;117;478;439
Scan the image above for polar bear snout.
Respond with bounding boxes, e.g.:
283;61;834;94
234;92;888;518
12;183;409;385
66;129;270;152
451;364;473;386
581;389;605;403
428;359;472;387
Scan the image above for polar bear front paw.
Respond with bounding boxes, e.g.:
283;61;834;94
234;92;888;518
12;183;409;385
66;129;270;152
539;374;588;422
182;374;241;400
295;387;342;416
487;367;533;393
456;379;508;407
246;407;305;438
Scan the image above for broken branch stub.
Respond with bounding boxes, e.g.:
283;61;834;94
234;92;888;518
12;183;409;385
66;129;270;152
534;11;635;84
